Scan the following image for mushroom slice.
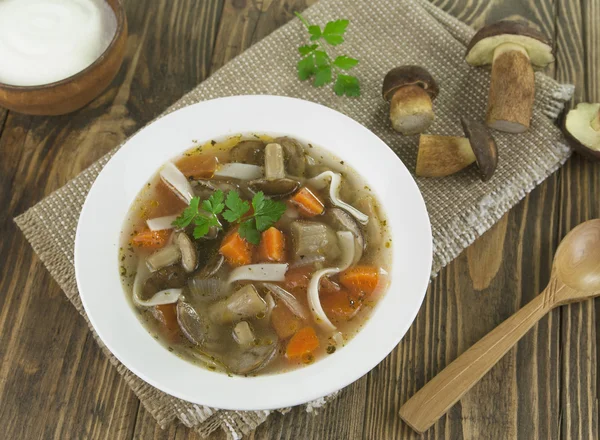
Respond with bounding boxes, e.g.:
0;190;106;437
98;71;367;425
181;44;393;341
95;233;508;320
226;336;279;375
133;260;183;306
264;143;286;180
196;253;225;278
248;178;300;198
233;321;255;347
146;245;181;272
160;162;194;203
416;118;498;181
229;140;266;165
563;102;600;161
326;208;365;264
308;171;369;224
175;232;197;273
273;136;306;177
465;21;554;133
382;66;439;135
177;300;219;345
209;284;268;324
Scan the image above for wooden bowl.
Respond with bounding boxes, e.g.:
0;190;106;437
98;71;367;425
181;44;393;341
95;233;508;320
0;0;127;116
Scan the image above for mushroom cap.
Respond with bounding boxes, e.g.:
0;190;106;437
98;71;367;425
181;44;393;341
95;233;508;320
382;66;439;102
466;20;554;68
460;117;498;181
563;103;600;161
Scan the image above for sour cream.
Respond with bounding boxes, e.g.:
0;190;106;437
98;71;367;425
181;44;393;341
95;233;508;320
0;0;117;86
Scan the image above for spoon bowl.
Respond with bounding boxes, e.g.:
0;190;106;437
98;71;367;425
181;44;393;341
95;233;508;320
554;219;600;294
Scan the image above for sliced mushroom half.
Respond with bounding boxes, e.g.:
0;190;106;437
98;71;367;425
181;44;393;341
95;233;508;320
273;136;307;177
146;244;181;272
177;301;214;346
229;140;266;165
416;118;498;181
175;232;198;273
563;102;600;161
248;141;300;198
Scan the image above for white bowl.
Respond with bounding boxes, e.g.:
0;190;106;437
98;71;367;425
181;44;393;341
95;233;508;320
75;95;432;410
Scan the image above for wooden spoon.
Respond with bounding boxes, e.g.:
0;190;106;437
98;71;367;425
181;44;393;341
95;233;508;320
400;219;600;434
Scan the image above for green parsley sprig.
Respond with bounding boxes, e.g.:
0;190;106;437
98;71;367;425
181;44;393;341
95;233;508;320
295;12;360;97
223;191;287;245
172;190;286;245
172;191;225;239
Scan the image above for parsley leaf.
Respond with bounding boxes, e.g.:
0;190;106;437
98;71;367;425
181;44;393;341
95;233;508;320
223;190;250;223
295;13;360;96
202;190;225;216
297;56;316;81
314;66;332;87
239;219;261;245
334;74;360;97
172;196;201;228
333;55;358;70
298;44;318;56
254;197;287;231
193;217;211;239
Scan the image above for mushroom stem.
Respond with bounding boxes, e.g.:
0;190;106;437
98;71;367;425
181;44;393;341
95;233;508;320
591;109;600;131
389;85;434;135
486;47;535;133
416;135;476;177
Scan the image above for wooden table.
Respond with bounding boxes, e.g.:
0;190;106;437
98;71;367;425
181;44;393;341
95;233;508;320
1;1;598;438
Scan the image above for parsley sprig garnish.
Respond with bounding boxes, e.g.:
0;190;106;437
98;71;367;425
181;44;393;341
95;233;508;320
295;12;360;97
223;191;287;245
172;190;286;244
172;191;225;239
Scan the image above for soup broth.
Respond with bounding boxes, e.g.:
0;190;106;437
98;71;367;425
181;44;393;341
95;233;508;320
120;134;391;376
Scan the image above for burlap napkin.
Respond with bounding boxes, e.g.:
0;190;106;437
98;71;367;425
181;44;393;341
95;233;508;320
15;0;574;438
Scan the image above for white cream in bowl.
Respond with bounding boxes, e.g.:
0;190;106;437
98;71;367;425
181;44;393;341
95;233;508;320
0;0;117;86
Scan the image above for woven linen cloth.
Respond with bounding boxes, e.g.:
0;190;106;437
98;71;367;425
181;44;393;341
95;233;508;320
15;0;574;438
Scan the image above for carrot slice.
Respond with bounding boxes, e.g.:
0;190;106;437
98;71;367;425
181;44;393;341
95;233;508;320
175;154;218;179
154;304;180;343
286;326;319;361
131;228;171;249
271;303;303;340
219;231;253;267
290;187;324;217
339;266;380;296
320;289;362;321
257;227;286;263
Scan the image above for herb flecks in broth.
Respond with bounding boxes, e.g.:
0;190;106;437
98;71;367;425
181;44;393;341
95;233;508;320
120;135;391;376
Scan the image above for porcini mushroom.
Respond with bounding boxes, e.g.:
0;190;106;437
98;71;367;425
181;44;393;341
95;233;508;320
382;66;439;135
416;117;498;181
563;102;600;161
466;21;554;133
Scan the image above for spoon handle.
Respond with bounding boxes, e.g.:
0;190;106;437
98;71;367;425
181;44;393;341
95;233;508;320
400;292;551;434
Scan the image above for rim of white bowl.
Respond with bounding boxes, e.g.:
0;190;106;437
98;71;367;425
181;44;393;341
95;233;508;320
75;95;432;410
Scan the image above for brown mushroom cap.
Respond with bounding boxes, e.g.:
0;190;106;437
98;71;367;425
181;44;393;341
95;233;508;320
460;117;498;181
562;103;600;161
466;20;554;68
382;66;439;102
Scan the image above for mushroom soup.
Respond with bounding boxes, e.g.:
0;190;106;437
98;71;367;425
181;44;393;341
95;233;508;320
120;135;391;376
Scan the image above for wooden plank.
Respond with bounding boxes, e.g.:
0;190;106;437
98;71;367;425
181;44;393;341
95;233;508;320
554;0;600;438
365;2;563;439
0;1;223;439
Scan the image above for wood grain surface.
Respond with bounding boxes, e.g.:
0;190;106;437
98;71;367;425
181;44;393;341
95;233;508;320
0;0;598;439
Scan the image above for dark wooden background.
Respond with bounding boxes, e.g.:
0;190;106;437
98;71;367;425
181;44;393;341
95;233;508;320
1;0;598;438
